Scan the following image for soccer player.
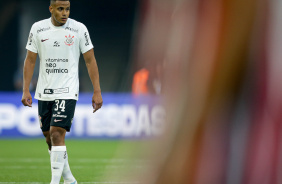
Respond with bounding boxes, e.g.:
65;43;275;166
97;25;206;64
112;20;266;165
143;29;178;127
21;0;103;183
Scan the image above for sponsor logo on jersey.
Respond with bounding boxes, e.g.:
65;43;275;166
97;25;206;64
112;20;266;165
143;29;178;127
65;27;78;33
41;39;49;42
53;114;67;118
44;89;53;94
37;27;50;33
28;33;33;45
45;58;68;62
46;68;69;74
54;119;63;123
45;58;69;75
84;32;89;46
53;41;60;47
44;87;69;94
64;34;74;46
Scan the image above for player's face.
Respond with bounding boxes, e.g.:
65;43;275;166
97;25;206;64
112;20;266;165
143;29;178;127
49;1;70;26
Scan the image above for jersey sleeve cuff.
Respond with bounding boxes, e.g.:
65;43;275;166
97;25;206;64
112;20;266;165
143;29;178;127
81;45;94;54
26;47;38;53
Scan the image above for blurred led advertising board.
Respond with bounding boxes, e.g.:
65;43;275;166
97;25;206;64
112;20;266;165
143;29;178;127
0;92;165;139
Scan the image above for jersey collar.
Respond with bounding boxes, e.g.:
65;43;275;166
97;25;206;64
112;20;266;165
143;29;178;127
49;17;69;29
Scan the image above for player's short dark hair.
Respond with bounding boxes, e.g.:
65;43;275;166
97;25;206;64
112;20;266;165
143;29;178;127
50;0;70;5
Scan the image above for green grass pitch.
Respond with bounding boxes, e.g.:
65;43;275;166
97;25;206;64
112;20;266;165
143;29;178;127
0;139;152;184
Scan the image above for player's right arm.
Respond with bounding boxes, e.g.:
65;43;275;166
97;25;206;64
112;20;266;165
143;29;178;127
21;50;37;107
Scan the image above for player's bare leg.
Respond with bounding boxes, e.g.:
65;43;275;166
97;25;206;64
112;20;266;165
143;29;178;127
49;126;76;184
43;131;52;165
43;131;52;151
50;126;66;146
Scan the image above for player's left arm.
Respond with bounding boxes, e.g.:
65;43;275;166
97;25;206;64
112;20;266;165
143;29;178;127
83;48;103;113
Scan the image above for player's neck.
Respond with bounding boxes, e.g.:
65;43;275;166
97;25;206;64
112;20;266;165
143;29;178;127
51;16;65;27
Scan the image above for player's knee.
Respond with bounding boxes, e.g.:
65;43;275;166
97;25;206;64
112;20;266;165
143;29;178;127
50;126;66;145
50;131;63;145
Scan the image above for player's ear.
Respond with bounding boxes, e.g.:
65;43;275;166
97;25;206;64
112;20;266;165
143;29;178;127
49;5;53;13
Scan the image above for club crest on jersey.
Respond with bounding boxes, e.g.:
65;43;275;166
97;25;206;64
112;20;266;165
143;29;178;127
64;34;74;46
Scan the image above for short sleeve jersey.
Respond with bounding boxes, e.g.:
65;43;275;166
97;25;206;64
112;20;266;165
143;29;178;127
26;18;93;101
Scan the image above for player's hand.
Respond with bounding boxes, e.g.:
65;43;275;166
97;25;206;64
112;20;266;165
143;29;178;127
21;91;33;107
92;91;103;113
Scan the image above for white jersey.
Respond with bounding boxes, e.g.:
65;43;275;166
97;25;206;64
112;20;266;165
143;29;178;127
26;17;93;101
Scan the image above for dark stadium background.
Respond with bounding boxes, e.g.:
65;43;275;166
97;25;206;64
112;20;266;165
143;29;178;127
0;0;138;92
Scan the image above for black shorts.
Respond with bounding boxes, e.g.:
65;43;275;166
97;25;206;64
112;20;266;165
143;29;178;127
38;99;77;132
